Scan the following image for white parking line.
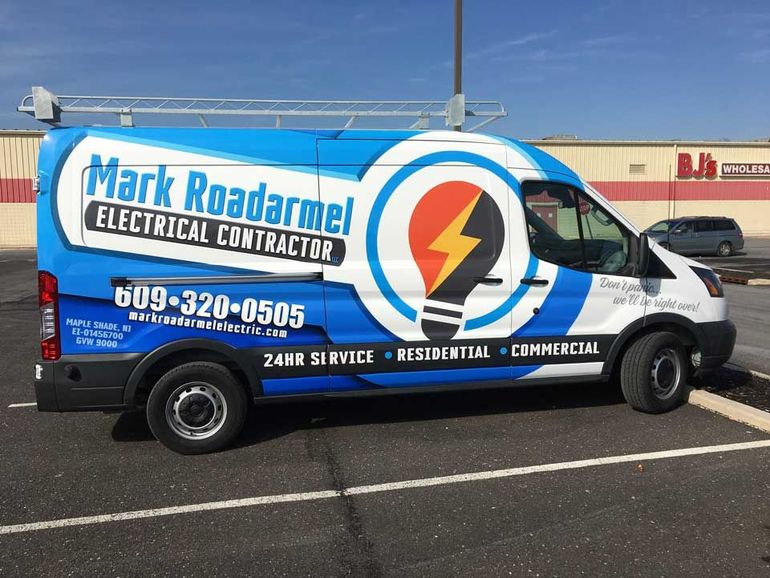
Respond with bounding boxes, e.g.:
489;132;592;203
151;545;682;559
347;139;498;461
1;439;769;536
7;402;36;408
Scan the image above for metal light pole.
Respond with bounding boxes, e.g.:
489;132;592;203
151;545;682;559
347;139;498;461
452;0;463;131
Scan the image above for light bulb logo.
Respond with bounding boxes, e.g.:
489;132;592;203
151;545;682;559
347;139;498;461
409;181;505;340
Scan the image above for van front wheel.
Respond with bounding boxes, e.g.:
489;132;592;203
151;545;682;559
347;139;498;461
147;362;248;454
620;332;687;413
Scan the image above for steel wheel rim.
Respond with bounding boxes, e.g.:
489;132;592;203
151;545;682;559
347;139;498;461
650;348;682;400
718;243;730;256
165;381;228;440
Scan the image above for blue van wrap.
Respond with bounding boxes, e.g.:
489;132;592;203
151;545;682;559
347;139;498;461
38;128;605;402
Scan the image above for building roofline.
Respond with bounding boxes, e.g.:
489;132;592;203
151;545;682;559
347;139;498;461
525;139;770;147
0;129;767;146
0;129;47;136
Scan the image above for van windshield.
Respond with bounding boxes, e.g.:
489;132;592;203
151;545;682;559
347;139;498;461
648;220;673;233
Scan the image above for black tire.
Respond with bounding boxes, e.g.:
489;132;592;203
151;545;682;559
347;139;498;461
147;362;248;454
620;332;687;414
717;241;732;257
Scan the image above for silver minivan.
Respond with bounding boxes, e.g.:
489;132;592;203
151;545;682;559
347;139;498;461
645;216;744;257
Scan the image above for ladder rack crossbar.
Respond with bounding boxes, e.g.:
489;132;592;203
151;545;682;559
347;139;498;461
18;87;507;131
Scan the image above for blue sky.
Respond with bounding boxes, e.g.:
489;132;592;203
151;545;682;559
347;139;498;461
1;0;769;139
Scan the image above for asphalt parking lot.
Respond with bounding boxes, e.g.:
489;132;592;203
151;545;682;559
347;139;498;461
698;237;770;284
2;250;770;577
694;238;770;376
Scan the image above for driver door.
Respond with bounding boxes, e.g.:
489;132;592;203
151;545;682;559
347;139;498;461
670;221;694;254
513;177;643;379
692;219;715;254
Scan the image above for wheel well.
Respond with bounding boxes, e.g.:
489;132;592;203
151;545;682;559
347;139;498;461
132;348;254;407
608;322;698;380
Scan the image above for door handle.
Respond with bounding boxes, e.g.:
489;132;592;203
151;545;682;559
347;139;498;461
520;277;549;286
474;276;503;285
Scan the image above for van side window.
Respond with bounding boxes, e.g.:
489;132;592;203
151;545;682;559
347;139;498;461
714;219;735;231
522;181;632;275
695;220;713;232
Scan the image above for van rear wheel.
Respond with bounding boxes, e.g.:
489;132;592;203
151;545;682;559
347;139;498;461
147;362;248;454
620;332;687;413
717;241;732;257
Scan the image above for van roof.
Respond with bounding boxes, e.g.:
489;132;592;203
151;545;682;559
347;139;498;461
40;126;582;185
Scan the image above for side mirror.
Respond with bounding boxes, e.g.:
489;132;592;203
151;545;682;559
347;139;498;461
638;233;650;277
672;228;683;235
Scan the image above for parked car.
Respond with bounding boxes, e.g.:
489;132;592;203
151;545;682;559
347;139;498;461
645;217;744;257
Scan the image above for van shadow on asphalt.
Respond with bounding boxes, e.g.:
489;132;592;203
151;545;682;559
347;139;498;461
111;381;626;446
692;367;770;412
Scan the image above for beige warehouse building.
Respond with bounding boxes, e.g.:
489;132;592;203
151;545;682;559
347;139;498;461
1;130;768;247
531;139;770;238
0;130;41;247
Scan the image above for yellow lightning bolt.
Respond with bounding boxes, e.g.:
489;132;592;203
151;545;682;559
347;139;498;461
426;191;482;296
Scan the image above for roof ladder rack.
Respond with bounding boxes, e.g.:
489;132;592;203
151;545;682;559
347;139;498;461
18;86;507;132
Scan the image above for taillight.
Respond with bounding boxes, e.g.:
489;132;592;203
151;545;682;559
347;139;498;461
38;271;60;360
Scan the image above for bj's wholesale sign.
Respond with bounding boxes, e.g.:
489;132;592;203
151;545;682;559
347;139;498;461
677;152;770;178
720;162;770;176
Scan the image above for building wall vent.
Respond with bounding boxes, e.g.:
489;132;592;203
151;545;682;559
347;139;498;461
629;163;646;175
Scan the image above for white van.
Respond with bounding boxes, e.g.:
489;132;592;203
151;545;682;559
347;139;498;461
33;126;735;453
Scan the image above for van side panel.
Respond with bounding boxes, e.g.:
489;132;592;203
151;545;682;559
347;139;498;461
39;128;334;404
37;128;699;410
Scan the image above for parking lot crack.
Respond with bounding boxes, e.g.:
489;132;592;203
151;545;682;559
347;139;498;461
306;428;383;577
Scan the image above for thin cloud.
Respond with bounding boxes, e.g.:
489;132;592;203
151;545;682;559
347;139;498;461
492;48;581;63
435;30;557;69
720;10;770;40
740;48;770;63
730;11;770;21
465;31;558;60
581;35;630;47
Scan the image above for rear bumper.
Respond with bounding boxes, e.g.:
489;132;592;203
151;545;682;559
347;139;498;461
33;353;142;412
696;319;737;373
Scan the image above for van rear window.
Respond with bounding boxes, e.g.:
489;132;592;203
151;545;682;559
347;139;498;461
714;219;736;231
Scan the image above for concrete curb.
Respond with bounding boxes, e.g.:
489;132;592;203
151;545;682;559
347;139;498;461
715;274;770;286
686;387;770;434
713;267;770;286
